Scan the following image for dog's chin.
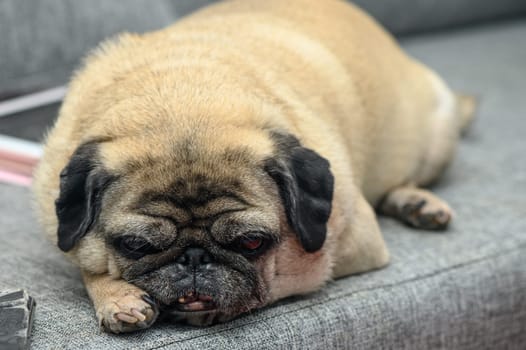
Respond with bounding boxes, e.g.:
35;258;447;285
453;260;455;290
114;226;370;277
160;291;264;326
163;304;253;326
165;308;221;326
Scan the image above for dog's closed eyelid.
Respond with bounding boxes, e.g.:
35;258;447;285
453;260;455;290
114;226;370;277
227;230;279;246
106;224;174;249
133;202;190;224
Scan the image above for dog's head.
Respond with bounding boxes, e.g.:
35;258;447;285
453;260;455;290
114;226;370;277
55;127;334;325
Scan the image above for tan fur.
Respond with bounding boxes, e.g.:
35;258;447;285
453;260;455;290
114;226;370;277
33;0;471;331
82;272;159;333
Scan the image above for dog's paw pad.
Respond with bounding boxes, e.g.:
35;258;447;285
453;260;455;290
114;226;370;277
97;290;159;334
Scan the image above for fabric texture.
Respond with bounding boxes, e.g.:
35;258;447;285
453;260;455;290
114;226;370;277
0;0;211;94
0;15;525;350
353;0;526;34
1;0;526;94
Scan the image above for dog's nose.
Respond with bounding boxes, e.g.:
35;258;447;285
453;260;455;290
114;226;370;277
176;247;213;266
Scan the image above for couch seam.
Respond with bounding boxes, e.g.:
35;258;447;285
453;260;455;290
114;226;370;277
145;242;526;349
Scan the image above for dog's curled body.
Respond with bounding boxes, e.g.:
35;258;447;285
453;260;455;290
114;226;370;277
33;0;472;332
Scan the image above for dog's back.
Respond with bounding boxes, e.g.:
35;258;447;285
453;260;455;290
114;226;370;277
159;0;464;203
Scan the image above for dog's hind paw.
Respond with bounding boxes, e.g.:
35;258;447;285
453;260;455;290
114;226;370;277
378;186;453;230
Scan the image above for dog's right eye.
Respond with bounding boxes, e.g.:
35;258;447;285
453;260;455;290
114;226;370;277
114;236;161;260
233;233;272;259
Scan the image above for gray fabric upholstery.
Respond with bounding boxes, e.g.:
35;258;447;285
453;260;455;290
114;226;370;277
0;19;525;349
353;0;526;35
0;0;211;94
2;0;526;94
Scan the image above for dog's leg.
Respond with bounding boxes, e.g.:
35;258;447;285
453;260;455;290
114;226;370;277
332;192;389;278
378;185;452;230
82;272;159;333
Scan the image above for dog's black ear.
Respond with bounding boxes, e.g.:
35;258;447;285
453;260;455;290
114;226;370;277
55;143;114;252
265;134;334;252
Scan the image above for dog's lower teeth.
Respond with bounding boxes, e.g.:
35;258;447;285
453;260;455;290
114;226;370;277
177;293;213;306
185;301;207;311
175;293;215;311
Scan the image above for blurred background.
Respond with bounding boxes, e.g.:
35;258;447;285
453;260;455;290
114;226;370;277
0;0;525;185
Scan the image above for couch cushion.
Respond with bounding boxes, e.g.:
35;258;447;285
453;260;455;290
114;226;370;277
354;0;526;35
0;0;213;95
0;19;525;350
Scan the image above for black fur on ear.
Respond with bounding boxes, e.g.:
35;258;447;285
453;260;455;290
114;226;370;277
55;142;115;252
264;132;334;253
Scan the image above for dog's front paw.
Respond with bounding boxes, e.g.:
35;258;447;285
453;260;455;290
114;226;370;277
96;290;159;334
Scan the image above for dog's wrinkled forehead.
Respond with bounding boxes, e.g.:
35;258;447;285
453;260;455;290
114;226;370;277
99;121;275;173
99;137;279;229
121;145;260;204
134;174;252;229
140;174;246;206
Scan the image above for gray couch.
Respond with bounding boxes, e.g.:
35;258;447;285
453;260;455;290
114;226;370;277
1;1;525;349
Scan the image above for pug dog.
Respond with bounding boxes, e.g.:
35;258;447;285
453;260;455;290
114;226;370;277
32;0;476;333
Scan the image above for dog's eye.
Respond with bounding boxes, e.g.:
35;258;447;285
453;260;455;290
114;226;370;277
114;236;161;260
235;234;269;258
240;236;263;250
